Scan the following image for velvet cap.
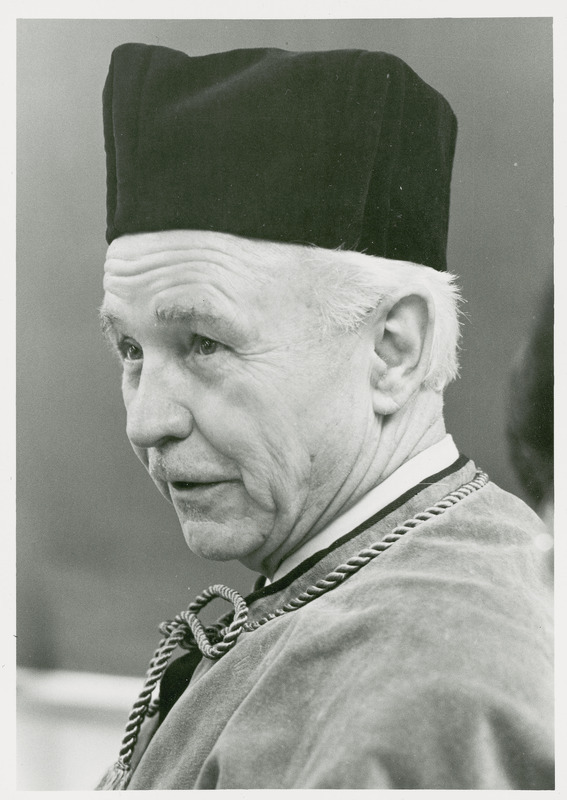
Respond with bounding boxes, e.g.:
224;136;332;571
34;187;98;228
103;43;457;270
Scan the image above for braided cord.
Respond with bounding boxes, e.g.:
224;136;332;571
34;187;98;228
112;584;250;771
243;469;489;631
116;624;190;765
101;469;488;786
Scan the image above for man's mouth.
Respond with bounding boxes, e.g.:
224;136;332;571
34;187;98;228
171;480;222;490
168;479;239;493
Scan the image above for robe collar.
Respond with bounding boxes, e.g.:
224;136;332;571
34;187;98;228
268;434;460;584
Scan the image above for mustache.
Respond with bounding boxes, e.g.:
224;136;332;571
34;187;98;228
145;448;239;485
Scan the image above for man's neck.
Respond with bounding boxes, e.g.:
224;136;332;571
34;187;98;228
372;391;447;481
260;389;447;578
268;432;459;582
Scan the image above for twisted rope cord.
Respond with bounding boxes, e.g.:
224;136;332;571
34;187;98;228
110;584;250;774
115;624;189;766
242;469;489;631
99;469;488;788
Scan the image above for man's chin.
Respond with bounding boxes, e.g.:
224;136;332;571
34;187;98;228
180;519;266;566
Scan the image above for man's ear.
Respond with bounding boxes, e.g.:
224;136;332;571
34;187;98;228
369;287;435;415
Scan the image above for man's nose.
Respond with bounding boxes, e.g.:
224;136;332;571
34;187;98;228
125;364;193;449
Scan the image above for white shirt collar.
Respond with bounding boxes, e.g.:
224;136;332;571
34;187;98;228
269;434;460;583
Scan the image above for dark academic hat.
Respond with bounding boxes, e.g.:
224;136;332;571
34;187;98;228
103;43;457;270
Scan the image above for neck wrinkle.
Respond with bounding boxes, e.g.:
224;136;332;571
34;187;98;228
263;390;446;579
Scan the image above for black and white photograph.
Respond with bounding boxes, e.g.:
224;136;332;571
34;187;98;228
14;9;555;792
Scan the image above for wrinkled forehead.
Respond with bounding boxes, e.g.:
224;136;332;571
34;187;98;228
102;230;316;330
104;229;293;283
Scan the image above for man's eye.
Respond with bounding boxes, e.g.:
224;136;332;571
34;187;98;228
194;336;220;356
119;338;143;362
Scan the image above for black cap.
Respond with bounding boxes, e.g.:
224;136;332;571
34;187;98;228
103;43;457;270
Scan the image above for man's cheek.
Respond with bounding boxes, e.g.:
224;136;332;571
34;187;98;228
199;403;263;461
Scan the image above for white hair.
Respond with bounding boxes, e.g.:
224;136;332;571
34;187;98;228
300;247;462;391
200;232;463;392
238;238;462;392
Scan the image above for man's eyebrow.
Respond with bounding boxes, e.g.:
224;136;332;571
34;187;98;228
155;305;217;325
154;304;239;336
98;304;244;340
99;308;121;336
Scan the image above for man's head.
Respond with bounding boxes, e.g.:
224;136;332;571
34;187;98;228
101;230;460;575
101;43;460;575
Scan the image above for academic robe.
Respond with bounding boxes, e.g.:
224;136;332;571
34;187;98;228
127;457;554;789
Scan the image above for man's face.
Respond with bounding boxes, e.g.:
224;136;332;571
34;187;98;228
102;231;376;575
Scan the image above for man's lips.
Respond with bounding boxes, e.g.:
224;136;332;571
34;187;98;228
170;480;230;490
164;478;241;493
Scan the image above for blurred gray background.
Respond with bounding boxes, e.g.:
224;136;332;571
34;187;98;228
17;18;553;677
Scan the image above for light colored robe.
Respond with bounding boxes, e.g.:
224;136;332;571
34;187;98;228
128;458;553;789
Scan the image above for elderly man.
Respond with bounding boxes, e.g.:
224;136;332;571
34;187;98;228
97;44;553;790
